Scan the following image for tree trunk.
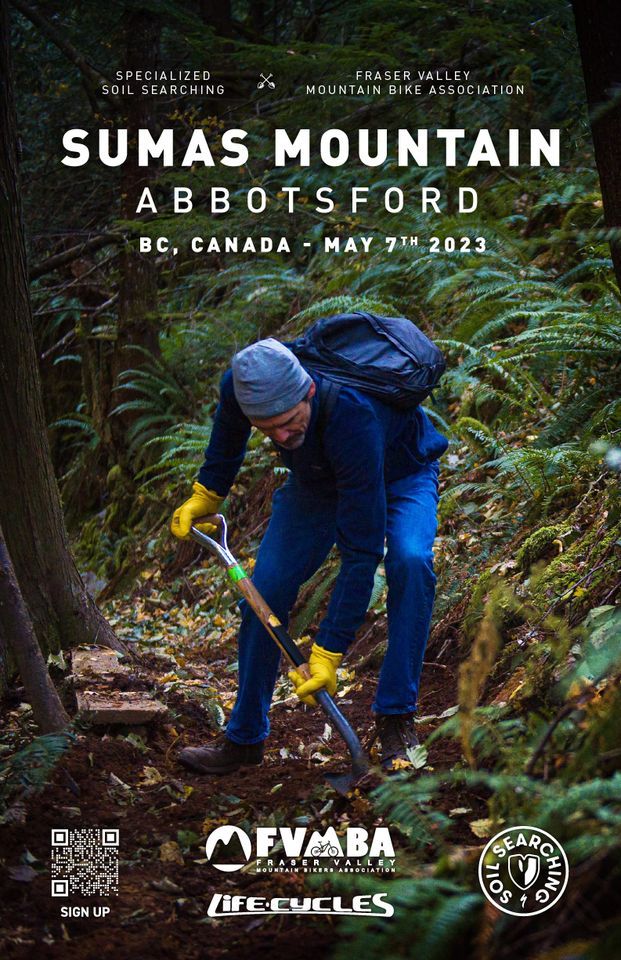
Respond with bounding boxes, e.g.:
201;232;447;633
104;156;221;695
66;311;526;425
249;0;265;33
13;3;162;492
101;7;161;497
0;0;125;656
571;1;621;290
0;525;69;732
0;618;8;698
200;0;233;37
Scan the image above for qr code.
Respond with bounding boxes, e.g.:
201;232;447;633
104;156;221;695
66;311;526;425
51;828;119;897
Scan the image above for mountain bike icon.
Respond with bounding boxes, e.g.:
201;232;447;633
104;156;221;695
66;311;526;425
309;840;340;857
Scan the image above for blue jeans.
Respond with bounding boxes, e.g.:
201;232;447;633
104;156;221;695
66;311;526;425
226;462;440;744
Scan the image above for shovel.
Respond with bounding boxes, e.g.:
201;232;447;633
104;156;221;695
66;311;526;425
189;515;369;796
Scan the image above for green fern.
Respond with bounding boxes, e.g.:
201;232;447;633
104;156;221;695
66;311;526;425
0;733;76;808
137;421;214;489
290;557;341;638
111;350;197;459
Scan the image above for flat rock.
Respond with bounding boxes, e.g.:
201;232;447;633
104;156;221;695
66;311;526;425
72;647;129;682
72;648;166;725
76;689;167;725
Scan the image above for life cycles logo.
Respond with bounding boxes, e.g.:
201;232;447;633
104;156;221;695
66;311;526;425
478;826;569;917
206;892;394;917
205;824;395;874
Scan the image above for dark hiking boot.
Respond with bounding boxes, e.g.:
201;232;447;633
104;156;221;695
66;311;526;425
375;713;419;772
178;734;264;775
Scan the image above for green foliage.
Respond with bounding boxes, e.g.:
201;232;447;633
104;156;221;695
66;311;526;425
138;421;214;490
289;557;341;638
0;733;76;812
111;349;197;461
516;522;568;571
328;874;482;960
11;3;621;954
367;564;387;611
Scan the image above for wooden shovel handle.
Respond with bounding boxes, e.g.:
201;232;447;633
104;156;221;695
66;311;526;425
236;576;278;628
235;575;308;672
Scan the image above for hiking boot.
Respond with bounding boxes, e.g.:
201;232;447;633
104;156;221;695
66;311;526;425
375;713;419;772
178;734;264;775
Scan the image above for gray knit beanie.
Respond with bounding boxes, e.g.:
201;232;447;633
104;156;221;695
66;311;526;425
231;338;313;419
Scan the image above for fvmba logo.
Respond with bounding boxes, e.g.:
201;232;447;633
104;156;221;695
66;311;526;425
205;826;253;872
205;824;395;874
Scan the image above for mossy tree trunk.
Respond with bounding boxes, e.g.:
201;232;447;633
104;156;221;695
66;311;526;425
0;0;125;656
0;525;68;732
11;2;162;507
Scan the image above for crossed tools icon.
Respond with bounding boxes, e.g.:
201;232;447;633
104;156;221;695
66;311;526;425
257;73;275;90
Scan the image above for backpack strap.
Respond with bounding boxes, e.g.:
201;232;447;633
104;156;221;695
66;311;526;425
316;376;340;441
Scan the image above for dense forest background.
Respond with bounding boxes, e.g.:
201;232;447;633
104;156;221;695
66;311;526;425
1;2;620;958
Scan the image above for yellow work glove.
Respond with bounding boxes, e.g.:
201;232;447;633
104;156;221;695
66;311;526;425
288;642;343;707
170;482;224;540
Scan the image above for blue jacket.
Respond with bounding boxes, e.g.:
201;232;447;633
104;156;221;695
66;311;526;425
197;368;448;653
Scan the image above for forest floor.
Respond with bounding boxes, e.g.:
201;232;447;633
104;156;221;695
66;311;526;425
0;611;487;959
1;462;539;959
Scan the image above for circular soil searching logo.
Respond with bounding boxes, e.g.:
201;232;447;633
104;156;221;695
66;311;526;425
478;825;569;917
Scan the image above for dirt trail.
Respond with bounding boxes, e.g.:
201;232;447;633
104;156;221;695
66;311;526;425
0;466;484;958
0;616;478;960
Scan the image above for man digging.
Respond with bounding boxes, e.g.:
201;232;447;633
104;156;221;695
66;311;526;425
171;336;448;774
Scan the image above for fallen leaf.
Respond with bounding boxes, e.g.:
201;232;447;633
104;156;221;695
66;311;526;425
151;877;184;895
159;841;184;865
109;773;131;791
406;744;429;769
0;801;27;826
439;705;459;719
138;766;164;787
8;865;37;883
470;818;502;838
390;757;413;770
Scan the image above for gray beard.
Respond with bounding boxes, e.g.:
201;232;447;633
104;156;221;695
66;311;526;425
279;433;306;450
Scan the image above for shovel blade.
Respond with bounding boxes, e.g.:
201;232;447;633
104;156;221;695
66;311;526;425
324;770;356;796
324;755;370;797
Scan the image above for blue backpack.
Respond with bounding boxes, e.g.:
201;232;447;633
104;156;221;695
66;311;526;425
289;311;446;410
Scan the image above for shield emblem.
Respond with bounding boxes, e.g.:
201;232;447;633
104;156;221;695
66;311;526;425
508;854;540;890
